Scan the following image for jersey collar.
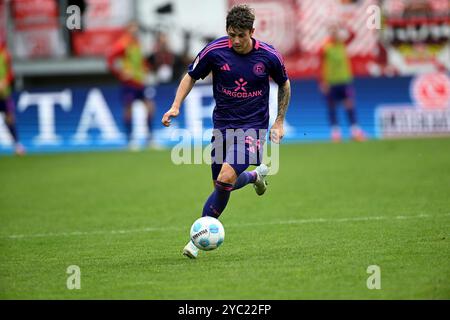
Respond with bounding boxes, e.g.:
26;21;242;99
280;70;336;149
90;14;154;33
254;38;260;50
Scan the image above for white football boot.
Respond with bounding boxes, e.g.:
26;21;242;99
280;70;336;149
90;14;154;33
253;164;269;196
182;240;199;259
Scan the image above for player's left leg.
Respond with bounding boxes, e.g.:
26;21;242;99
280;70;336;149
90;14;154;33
123;103;137;149
139;85;161;149
2;98;25;155
232;170;257;190
232;132;269;195
326;89;341;143
121;85;136;149
143;98;159;148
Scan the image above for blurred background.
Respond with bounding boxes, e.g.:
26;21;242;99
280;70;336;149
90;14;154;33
0;0;449;154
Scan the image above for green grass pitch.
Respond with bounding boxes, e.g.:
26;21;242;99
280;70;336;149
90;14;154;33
0;138;449;299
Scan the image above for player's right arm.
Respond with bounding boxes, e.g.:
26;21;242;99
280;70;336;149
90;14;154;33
162;73;196;127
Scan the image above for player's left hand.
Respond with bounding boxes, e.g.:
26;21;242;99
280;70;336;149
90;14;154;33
270;120;284;144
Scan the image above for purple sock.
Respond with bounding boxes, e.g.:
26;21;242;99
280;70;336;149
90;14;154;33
202;181;233;218
233;171;257;191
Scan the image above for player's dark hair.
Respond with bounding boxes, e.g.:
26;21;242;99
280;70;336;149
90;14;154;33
226;4;255;31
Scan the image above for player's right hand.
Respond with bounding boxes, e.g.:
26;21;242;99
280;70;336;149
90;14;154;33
162;107;180;127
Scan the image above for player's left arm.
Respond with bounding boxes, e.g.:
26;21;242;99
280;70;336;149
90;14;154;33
5;49;14;84
270;79;291;144
106;40;126;79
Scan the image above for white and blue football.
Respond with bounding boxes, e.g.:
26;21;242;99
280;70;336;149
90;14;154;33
190;216;225;251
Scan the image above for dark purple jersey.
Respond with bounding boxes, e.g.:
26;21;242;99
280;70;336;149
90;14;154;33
188;36;288;131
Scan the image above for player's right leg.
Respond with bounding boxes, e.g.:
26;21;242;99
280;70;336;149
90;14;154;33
202;163;236;218
124;104;139;150
326;90;341;143
182;133;228;259
182;163;236;259
121;85;138;150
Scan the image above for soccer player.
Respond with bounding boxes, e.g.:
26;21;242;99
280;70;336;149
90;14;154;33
0;42;25;156
107;21;156;150
161;5;291;259
318;24;366;142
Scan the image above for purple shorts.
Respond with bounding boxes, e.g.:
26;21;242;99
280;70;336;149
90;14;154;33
210;129;266;181
0;97;14;114
327;84;354;102
122;84;146;106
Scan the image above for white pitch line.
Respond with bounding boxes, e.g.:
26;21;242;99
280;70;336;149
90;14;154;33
2;213;449;240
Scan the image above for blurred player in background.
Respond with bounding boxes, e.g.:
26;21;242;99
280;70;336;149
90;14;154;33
0;43;25;156
162;5;290;259
107;21;157;150
147;32;175;84
319;24;366;142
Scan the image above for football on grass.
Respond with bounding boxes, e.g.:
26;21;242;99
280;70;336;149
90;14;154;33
190;216;225;251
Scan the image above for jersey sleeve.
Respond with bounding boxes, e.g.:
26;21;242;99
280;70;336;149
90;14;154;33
267;48;288;85
187;48;213;80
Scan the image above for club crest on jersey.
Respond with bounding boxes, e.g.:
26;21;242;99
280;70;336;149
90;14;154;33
253;62;265;76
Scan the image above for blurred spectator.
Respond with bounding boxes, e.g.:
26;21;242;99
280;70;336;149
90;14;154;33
174;31;195;82
318;24;367;142
147;32;190;83
147;32;175;83
107;21;157;150
0;43;25;155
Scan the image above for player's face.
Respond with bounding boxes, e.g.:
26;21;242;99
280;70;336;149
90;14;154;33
329;25;341;42
227;27;255;54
